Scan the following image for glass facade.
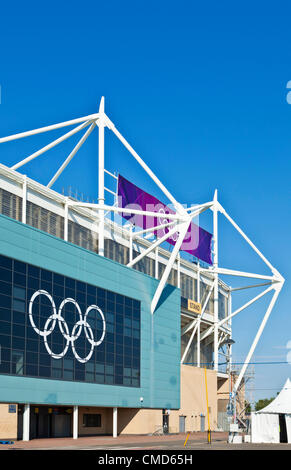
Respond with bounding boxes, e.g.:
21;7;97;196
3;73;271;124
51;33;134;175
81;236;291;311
180;272;196;300
0;254;141;387
0;188;22;221
27;201;64;239
218;291;227;321
200;281;214;314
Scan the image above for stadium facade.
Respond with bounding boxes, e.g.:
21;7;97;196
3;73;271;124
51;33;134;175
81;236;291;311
0;100;284;440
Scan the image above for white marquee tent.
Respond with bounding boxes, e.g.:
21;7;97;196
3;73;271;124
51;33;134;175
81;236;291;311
252;378;291;443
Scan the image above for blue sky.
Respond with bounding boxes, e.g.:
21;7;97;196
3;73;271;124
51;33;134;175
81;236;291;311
0;1;290;402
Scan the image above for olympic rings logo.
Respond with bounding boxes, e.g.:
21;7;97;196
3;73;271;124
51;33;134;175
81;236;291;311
28;289;106;364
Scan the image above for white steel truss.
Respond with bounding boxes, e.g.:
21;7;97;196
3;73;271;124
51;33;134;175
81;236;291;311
0;97;285;397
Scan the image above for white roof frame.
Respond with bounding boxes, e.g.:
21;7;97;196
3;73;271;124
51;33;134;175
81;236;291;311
0;97;285;396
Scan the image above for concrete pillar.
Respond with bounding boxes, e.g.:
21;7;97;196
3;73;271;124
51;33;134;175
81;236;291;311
22;175;27;224
64;197;69;242
155;248;159;279
73;405;78;439
113;407;118;438
98;97;105;257
23;404;30;441
177;253;180;288
213;190;219;371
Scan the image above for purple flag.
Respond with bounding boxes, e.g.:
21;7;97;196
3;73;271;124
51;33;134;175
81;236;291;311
117;174;213;265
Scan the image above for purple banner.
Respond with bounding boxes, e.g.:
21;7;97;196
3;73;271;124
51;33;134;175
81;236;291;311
117;174;213;265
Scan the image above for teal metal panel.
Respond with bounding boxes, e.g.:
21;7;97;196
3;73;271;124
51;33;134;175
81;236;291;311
0;214;180;409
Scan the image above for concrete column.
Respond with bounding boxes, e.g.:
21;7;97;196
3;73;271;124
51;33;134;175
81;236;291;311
73;405;78;439
22;175;27;224
213;190;219;371
155;248;159;279
64;197;69;242
113;407;118;438
98;97;105;257
129;225;133;263
23;403;30;441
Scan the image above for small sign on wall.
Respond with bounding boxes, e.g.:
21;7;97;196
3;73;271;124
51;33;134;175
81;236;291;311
8;404;16;413
187;299;202;314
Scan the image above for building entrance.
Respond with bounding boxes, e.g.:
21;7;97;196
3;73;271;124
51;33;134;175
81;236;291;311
200;414;205;432
179;415;186;433
279;414;288;443
162;409;169;434
18;405;73;439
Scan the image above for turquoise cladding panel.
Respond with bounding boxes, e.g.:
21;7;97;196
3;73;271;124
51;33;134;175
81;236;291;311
0;214;180;409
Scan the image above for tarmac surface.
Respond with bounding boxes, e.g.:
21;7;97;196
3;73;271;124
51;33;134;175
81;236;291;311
1;432;291;450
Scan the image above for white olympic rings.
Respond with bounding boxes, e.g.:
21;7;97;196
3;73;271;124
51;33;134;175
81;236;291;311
28;289;106;363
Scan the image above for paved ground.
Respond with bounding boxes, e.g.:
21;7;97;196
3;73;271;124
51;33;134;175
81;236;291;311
1;432;291;450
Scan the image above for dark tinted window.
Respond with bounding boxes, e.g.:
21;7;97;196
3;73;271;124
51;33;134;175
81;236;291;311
0;254;141;387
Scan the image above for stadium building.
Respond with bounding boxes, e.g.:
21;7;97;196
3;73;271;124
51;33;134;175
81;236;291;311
0;99;284;440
